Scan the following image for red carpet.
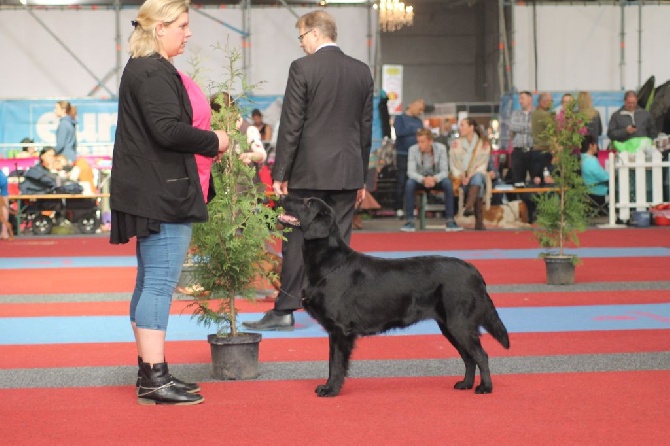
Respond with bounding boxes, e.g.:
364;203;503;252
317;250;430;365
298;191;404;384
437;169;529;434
0;371;667;445
2;228;668;444
1;227;667;257
4;255;666;295
0;330;666;369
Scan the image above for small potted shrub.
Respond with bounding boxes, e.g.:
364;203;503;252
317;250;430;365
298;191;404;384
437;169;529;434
186;43;282;379
533;101;593;285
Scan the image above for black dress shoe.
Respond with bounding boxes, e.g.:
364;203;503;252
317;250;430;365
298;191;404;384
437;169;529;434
242;310;295;331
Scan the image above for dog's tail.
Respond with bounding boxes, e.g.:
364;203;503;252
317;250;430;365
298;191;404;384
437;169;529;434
483;293;510;349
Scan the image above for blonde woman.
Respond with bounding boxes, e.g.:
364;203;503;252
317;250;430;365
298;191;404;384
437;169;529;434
54;100;77;162
577;91;602;145
110;0;230;405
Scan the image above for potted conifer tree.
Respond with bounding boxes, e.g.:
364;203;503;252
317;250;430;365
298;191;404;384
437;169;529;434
533;100;593;285
185;43;282;379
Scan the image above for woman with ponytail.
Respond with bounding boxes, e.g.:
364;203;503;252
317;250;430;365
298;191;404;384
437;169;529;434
110;0;230;405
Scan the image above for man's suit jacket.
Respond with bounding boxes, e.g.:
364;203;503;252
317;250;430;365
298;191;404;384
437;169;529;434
272;45;374;190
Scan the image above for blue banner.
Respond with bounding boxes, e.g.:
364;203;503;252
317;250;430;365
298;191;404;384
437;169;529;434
0;99;118;157
1;95;383;156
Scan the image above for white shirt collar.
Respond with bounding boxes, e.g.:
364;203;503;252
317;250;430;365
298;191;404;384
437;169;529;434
315;43;338;52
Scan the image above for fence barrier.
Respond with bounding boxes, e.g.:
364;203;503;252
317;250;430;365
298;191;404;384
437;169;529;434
607;150;670;225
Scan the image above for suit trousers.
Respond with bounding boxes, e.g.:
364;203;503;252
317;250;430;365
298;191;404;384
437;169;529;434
274;188;358;312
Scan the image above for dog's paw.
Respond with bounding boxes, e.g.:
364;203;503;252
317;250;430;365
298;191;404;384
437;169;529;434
453;381;474;390
474;384;492;394
315;384;340;397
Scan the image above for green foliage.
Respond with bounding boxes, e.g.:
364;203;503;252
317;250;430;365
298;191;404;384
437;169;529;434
533;100;593;257
187;41;282;337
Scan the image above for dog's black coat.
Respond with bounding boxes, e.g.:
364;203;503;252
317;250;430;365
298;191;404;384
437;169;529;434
279;195;510;397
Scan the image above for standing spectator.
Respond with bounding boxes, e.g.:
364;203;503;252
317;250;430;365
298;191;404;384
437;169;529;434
556;93;574;118
530;92;554;185
393;98;425;218
250;108;273;144
508;90;534;186
401;128;461;232
242;10;373;331
54;100;77;163
110;0;229;405
0;169;10;240
607;90;657;145
378;89;392;139
577;91;602;145
450;118;491;230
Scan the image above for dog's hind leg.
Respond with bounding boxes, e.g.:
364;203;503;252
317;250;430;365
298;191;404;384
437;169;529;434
437;322;476;390
316;332;356;397
442;320;494;394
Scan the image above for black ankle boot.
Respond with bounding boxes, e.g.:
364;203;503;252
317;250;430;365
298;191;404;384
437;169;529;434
137;362;204;405
463;185;480;217
137;357;200;394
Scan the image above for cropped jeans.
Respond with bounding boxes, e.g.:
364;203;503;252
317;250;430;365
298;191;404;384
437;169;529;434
461;172;486;197
130;222;192;331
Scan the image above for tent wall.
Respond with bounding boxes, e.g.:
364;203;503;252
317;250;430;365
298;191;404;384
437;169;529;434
513;3;670;92
0;6;374;99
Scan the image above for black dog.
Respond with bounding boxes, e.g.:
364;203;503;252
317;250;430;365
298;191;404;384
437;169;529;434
279;195;510;397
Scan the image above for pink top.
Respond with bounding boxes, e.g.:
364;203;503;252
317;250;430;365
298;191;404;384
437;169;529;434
178;71;214;200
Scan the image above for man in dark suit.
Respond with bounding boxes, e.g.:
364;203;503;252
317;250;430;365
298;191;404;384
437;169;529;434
243;10;373;331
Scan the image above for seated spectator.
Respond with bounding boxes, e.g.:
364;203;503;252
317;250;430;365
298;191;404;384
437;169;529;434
401;129;461;232
19;147;59;194
16;137;38;158
54;154;96;194
450;118;491;230
581;134;609;215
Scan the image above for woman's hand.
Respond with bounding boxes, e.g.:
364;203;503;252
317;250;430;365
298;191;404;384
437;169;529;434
214;130;229;159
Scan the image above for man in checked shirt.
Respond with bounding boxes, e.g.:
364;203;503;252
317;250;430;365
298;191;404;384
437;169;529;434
508;91;534;188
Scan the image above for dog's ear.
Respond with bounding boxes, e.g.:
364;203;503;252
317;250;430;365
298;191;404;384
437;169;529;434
303;199;335;240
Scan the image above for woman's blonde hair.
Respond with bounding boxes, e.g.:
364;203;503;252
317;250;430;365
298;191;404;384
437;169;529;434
128;0;190;58
577;91;598;120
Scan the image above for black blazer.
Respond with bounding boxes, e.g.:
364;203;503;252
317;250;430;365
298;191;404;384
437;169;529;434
111;55;219;222
272;46;374;190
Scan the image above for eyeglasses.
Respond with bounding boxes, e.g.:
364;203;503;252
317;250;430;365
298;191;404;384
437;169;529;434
298;29;313;42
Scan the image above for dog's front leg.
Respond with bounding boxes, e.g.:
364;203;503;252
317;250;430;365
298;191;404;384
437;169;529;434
315;332;355;397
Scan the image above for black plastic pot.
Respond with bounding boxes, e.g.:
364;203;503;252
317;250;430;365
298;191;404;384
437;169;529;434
544;256;576;285
207;332;262;380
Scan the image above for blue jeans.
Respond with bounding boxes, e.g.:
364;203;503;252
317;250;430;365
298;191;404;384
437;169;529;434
462;172;486;197
130;222;192;330
404;178;456;220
